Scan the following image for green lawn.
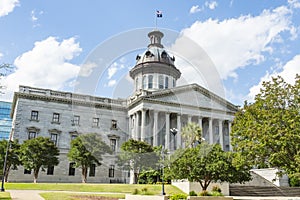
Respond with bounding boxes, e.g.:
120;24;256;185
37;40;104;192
0;192;11;200
5;183;183;195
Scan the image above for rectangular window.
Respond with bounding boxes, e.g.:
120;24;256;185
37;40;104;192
31;110;39;121
89;164;96;177
73;115;80;126
108;165;115;178
111;120;117;129
50;133;58;146
92;118;99;127
28;131;36;140
69;162;75;176
47;165;54;175
24;169;31;174
52;113;60;123
110;139;116;151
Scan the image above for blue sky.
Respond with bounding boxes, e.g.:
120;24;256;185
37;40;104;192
0;0;300;106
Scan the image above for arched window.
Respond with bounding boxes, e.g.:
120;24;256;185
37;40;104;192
165;77;169;89
143;76;147;89
159;75;164;89
148;75;153;89
173;78;176;87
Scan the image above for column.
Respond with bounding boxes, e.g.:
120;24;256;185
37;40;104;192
130;115;134;139
141;109;146;141
188;115;192;123
209;118;213;144
198;116;203;137
177;114;181;149
165;112;170;150
218;119;224;150
228;121;232;151
135;112;140;140
153;111;159;146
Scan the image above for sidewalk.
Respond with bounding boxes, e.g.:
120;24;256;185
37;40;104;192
8;190;45;200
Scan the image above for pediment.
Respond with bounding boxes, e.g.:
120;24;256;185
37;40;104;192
144;84;238;112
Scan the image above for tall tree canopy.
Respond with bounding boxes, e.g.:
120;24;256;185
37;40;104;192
118;139;160;184
166;143;251;191
19;137;59;183
0;139;21;182
231;75;300;182
67;133;112;183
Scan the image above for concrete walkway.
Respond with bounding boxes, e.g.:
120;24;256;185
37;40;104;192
8;190;45;200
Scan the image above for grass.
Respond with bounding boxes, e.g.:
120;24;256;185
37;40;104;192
6;183;183;195
0;192;11;200
40;192;125;200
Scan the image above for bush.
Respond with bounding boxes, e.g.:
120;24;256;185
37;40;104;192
210;191;223;196
189;191;197;196
199;190;211;196
212;185;222;193
170;193;188;200
132;188;139;195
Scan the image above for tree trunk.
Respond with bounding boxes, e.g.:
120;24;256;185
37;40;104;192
4;166;10;182
134;172;139;184
82;167;87;183
33;168;40;183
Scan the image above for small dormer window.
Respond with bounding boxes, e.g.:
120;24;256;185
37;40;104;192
161;51;167;59
145;51;153;57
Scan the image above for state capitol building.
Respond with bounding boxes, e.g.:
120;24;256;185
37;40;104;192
9;30;238;183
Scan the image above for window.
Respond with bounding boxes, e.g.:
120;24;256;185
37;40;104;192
89;164;96;177
69;162;75;176
142;76;146;89
30;111;39;121
52;113;60;123
47;165;54;175
148;75;153;89
73;115;80;126
110;139;116;151
111;120;117;129
165;77;169;89
28;131;36;139
108;165;115;178
24;169;31;174
71;134;77;140
50;133;58;146
92;118;99;127
159;75;164;89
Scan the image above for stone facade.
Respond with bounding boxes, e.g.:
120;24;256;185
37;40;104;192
9;29;238;183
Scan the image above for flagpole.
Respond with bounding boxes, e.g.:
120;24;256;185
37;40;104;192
155;12;157;29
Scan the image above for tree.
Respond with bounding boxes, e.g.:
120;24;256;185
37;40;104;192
67;133;112;183
0;63;12;93
19;137;59;183
231;75;300;181
181;122;203;148
118;139;160;184
165;143;251;191
0;139;21;182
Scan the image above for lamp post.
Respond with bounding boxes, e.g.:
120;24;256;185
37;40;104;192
161;148;166;195
170;128;178;150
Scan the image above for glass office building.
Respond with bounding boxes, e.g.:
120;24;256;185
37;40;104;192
0;101;12;140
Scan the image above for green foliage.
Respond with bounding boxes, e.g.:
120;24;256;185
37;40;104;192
212;185;221;193
132;188;139;195
170;193;188;200
199;190;210;196
189;190;197;196
165;142;251;191
138;169;160;184
210;191;223;196
67;133;112;183
118;139;160;184
289;173;300;187
231;75;300;179
19;137;59;183
181;122;202;148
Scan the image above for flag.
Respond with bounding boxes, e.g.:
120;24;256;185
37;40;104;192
156;10;162;18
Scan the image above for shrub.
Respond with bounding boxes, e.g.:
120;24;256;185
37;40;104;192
170;193;188;200
210;191;223;196
212;185;222;193
189;191;197;196
132;188;139;195
199;190;211;196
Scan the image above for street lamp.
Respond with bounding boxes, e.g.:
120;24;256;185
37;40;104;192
161;148;166;195
170;128;178;150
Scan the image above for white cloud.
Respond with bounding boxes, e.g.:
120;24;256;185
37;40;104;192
288;0;300;8
108;62;118;79
247;54;300;101
2;36;82;100
205;1;218;10
190;5;202;14
31;10;37;21
79;61;97;77
178;5;295;80
107;80;116;87
0;0;19;17
0;52;3;59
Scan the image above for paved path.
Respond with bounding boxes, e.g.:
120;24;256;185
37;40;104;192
8;190;45;200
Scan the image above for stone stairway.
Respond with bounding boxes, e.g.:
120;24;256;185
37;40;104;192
229;185;300;197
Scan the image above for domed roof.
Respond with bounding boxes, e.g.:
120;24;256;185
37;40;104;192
129;30;181;80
